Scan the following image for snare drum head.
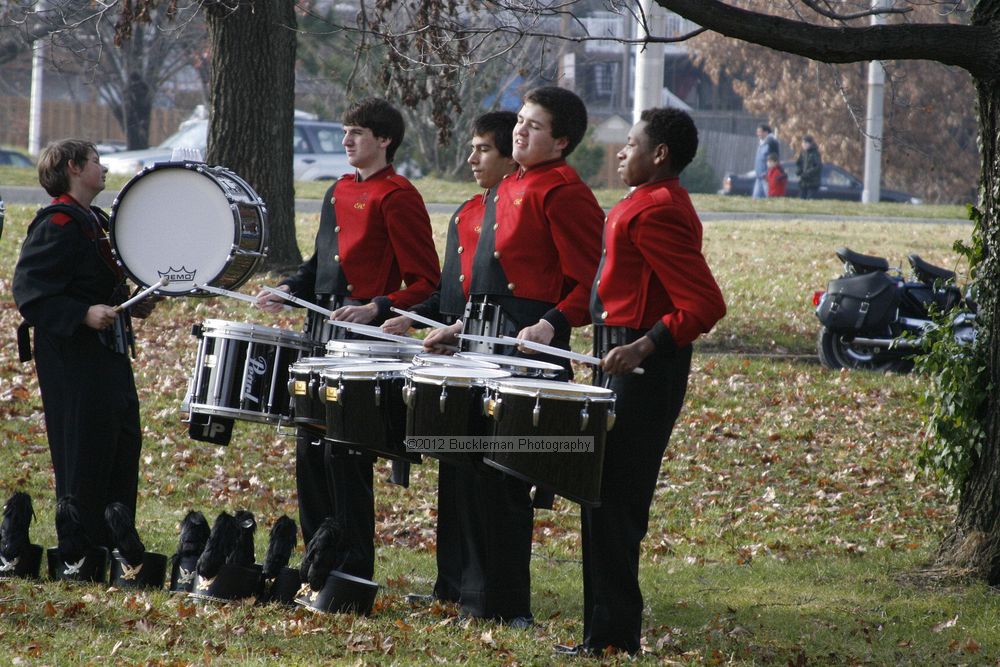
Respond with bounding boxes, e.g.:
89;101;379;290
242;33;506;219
492;378;615;401
325;340;424;360
455;352;563;374
409;366;510;386
412;353;500;369
290;356;394;372
111;165;261;294
322;362;412;380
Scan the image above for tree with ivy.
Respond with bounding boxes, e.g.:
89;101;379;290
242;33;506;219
655;0;1000;583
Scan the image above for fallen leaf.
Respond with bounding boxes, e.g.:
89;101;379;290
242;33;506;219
931;615;958;633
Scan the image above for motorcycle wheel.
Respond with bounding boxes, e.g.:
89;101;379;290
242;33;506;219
816;327;913;373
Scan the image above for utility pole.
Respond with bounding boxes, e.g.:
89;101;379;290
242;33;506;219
28;0;47;156
862;0;889;204
633;0;666;123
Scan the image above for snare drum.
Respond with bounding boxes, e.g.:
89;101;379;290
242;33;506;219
320;362;419;463
186;320;312;424
403;366;511;467
483;378;616;507
111;162;267;295
287;356;395;431
454;352;564;379
325;340;424;361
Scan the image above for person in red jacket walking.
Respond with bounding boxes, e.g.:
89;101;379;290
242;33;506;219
556;107;726;657
766;152;787;197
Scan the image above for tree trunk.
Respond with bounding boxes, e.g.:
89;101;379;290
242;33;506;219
932;71;1000;582
205;0;301;270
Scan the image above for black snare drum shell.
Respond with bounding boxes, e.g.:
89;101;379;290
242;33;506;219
405;380;492;468
323;375;418;463
485;393;609;507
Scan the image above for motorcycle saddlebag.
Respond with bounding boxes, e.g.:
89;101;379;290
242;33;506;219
817;271;899;334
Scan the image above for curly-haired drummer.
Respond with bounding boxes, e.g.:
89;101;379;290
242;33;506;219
256;98;440;579
13;139;159;550
557;108;726;656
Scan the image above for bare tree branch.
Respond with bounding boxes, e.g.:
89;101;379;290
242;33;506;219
658;0;999;80
799;0;911;21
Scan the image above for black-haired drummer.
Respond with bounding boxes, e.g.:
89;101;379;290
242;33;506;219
256;98;439;579
383;111;519;606
424;87;604;627
13;139;159;551
562;108;726;657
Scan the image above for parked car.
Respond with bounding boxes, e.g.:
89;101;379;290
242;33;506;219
0;148;34;168
720;161;921;204
102;119;352;181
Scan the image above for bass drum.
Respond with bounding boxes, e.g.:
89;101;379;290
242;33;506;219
110;162;267;295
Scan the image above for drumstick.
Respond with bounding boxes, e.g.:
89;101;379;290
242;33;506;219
195;283;262;305
389;307;450;329
260;285;334;318
114;277;169;312
458;333;644;375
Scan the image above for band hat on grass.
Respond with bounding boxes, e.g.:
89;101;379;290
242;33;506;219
0;492;42;579
293;569;379;616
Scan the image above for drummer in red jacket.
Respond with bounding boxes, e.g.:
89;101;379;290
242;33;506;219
556;108;726;656
256;98;439;579
382;111;519;606
424;86;604;627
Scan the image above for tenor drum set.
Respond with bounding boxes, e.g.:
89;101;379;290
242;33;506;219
108;160;617;507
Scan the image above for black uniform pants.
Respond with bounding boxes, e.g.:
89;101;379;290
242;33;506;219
581;344;692;654
454;463;534;620
295;428;335;545
432;461;462;602
324;443;376;580
35;331;141;550
295;430;376;580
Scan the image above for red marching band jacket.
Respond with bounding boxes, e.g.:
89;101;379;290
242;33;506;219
491;160;604;326
592;177;726;347
323;166;439;308
449;193;487;300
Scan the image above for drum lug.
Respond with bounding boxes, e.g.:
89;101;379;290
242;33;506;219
579;402;590;431
532;396;541;428
374;382;381;407
439;385;448;414
402;381;414;408
491;397;502;421
606;407;616;431
482;394;492;417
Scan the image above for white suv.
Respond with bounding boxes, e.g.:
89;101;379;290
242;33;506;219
102;118;352;181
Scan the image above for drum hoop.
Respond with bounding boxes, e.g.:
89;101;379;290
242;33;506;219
491;378;615;402
201;320;312;348
407;367;511;386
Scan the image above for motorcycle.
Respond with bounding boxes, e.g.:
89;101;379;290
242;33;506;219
813;247;976;372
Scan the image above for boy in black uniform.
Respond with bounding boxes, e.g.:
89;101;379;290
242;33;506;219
13;139;158;550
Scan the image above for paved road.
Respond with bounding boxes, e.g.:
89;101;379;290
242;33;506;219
0;184;969;225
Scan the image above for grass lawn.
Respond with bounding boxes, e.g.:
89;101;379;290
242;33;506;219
0;204;991;665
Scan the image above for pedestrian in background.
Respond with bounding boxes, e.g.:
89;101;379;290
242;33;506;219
795;135;822;199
